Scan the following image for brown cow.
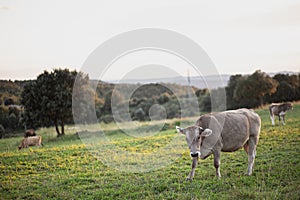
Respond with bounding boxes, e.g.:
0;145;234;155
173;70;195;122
24;129;36;137
176;108;261;180
18;136;42;150
269;102;293;125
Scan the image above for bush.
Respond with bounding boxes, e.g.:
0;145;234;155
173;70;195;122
8;113;18;130
157;93;170;104
0;124;5;139
199;94;211;112
133;108;146;121
101;115;114;124
161;123;170;131
4;98;14;106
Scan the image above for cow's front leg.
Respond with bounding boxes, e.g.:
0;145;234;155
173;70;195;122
279;112;286;125
187;157;198;181
213;150;221;178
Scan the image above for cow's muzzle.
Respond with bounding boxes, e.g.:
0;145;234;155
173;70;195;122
190;151;200;158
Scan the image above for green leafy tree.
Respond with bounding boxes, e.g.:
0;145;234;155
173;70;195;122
225;74;243;109
7;113;18;130
267;73;300;102
102;91;113;115
21;69;89;136
234;70;278;107
157;92;170;104
72;72;94;124
199;93;211;112
133;108;146;121
0;124;4;139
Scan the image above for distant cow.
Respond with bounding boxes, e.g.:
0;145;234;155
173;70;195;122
176;108;261;180
18;136;42;150
269;102;293;126
24;129;36;138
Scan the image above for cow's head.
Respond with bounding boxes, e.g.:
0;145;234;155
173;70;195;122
176;125;212;158
287;103;293;111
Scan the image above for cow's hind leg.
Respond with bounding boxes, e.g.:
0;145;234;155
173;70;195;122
282;114;286;125
213;150;221;178
246;136;258;175
270;114;275;126
278;115;282;126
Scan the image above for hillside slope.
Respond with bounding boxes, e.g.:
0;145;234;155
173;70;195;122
0;103;299;199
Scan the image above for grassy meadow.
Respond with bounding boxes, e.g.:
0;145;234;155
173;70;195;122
0;103;300;199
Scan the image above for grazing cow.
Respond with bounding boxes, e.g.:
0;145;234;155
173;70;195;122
24;129;36;138
176;108;261;180
18;136;42;150
269;102;293;126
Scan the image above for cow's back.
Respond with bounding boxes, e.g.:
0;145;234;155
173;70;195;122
27;136;42;146
196;109;261;153
269;103;279;115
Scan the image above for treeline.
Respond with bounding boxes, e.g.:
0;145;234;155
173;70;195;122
199;70;300;112
0;80;28;137
96;83;201;123
0;69;299;138
225;70;300;109
0;69;199;137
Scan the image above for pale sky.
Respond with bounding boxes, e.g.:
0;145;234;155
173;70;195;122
1;0;300;80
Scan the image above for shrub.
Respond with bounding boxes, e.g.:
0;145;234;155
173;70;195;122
8;113;18;130
4;98;14;106
0;124;5;138
101;115;114;124
157;93;170;104
133;108;146;121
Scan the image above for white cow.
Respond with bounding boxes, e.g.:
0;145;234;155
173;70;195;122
176;109;261;180
18;136;43;150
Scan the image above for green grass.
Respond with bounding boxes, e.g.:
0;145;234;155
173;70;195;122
1;104;300;199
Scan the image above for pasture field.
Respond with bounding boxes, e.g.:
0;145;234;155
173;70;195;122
0;104;300;199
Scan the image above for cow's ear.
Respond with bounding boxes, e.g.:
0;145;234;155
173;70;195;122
176;126;184;134
201;128;212;137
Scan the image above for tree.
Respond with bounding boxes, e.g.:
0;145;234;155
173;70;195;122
72;72;94;124
133;108;146;121
21;69;89;137
102;91;113;115
20;81;41;129
267;73;300;102
157;92;170;104
225;74;243;109
234;70;278;107
4;98;14;106
0;124;4;139
199;93;211;112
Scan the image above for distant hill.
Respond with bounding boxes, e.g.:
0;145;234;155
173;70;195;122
109;74;231;89
266;71;299;77
108;71;299;89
